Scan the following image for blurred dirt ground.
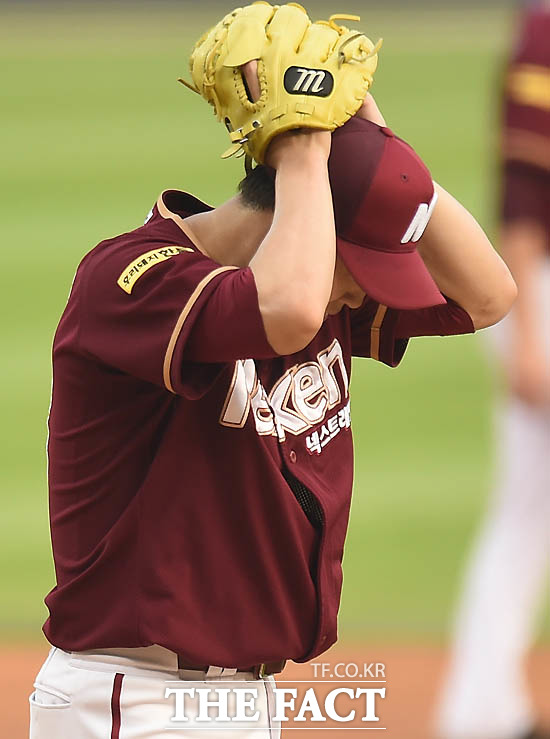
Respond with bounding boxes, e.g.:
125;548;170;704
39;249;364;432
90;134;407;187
3;642;549;738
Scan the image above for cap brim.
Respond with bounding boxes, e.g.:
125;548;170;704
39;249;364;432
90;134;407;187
337;238;446;310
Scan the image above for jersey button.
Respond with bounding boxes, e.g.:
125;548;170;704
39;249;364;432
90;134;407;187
289;450;297;463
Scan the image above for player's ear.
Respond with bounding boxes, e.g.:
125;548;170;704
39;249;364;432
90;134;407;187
240;60;261;102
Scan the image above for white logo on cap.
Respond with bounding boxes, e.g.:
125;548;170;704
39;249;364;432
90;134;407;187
401;189;438;244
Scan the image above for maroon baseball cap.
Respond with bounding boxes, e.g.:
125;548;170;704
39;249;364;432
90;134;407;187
328;116;445;310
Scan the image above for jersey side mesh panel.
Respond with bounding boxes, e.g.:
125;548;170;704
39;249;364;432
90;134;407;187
282;468;324;531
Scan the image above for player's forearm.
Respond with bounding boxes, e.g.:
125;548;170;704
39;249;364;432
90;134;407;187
250;157;335;354
417;183;517;329
500;223;547;349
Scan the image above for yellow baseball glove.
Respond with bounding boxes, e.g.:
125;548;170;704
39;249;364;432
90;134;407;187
180;2;382;166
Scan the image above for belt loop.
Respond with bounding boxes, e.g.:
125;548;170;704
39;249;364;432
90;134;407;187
177;654;186;680
206;666;224;678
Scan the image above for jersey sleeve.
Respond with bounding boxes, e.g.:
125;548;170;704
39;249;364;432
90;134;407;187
349;301;409;366
393;298;475;338
78;242;277;397
351;297;474;362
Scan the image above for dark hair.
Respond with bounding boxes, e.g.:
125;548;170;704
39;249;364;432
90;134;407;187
238;164;275;211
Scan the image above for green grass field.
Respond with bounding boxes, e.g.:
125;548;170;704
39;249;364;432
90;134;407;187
1;2;547;643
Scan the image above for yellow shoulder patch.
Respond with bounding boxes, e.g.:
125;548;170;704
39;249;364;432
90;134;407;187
117;246;194;294
508;64;550;112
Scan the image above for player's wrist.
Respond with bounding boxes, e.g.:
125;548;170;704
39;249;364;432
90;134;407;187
266;130;331;170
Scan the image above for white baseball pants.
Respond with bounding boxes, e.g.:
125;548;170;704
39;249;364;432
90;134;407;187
436;396;550;739
29;645;281;738
436;265;550;739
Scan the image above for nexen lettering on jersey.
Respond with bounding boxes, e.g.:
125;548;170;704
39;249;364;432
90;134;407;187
220;339;349;441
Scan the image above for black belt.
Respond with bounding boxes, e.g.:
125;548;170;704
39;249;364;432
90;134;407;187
177;656;286;679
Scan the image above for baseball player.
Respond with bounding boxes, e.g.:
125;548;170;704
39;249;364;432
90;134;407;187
436;2;550;739
29;4;517;737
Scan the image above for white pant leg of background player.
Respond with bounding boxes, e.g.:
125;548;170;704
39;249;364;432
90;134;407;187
436;265;550;739
436;399;550;739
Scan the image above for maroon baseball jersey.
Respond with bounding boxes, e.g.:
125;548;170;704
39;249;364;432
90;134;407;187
502;1;550;168
44;189;474;666
501;1;550;232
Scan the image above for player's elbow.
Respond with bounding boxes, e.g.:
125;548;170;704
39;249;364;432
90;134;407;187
263;302;324;355
470;273;518;330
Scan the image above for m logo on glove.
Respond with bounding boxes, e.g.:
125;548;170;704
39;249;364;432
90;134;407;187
284;67;335;97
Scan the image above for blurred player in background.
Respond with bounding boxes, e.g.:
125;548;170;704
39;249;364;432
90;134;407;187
436;2;550;739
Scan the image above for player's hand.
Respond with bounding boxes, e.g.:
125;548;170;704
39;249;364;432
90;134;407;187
355;93;387;127
241;60;331;169
507;350;550;407
241;60;262;103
